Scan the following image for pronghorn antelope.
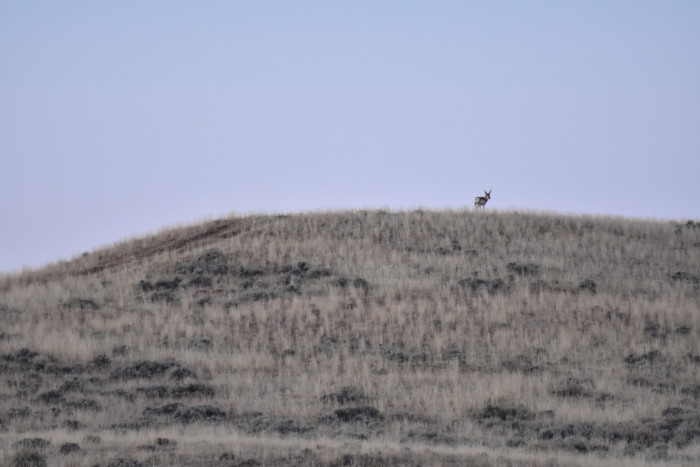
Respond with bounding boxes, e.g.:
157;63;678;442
474;189;492;210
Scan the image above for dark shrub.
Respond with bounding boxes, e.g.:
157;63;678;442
110;360;188;380
13;438;50;449
477;404;534;422
149;290;180;305
59;443;80;455
173;404;227;423
671;271;699;284
12;451;47;467
329;406;383;423
624;350;662;365
154;278;181;291
90;353;112;368
578;279;597;294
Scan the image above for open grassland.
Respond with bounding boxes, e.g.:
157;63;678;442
1;209;699;466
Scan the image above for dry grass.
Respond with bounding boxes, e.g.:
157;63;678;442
1;209;699;466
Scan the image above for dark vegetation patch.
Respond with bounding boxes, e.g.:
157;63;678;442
58;442;80;455
112;345;128;356
189;275;213;288
239;290;274;303
670;271;699;285
164;257;339;310
90;353;112;369
476;404;535;423
13;438;51;449
138;277;182;292
681;384;700;398
684;220;700;230
8;407;31;419
62;419;84;430
626;376;677;394
330;276;371;292
319;406;384;425
137;277;183;304
170;367;198;381
63;398;102;411
175;249;229;276
578;279;597;294
380;342;422;364
237;265;267;278
604;308;631;324
234;412;313;436
137;437;178;451
0;348;93;379
147;290;180;305
172;404;227;423
110;360;196;380
473;402;700;456
624;350;663;366
457;277;507;294
135;383;215;399
157;437;176;447
35;389;64;404
527;278;600;295
550;384;592;399
11;451;47;467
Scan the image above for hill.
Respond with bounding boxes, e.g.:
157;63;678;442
1;210;699;466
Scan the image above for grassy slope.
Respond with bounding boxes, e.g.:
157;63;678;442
1;210;699;466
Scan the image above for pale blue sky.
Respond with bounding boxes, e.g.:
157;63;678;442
1;1;699;272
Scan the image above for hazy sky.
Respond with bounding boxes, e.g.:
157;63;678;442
2;2;699;273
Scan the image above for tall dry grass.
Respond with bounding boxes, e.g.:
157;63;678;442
0;209;699;466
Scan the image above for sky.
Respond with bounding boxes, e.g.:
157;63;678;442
1;1;699;273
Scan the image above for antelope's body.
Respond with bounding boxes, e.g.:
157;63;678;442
474;189;492;210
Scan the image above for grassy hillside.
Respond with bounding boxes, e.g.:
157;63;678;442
1;210;699;466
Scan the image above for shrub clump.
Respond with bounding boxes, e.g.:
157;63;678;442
59;442;80;455
578;279;597;294
12;451;47;467
13;438;50;450
110;360;193;380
